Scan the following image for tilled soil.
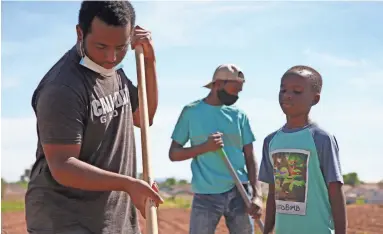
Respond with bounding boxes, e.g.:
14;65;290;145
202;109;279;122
2;205;383;234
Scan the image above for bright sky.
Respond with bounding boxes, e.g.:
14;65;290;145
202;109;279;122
1;1;383;183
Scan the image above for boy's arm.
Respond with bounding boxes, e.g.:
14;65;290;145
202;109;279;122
169;140;210;161
264;186;276;234
168;107;204;161
314;131;347;234
329;182;347;234
259;135;277;234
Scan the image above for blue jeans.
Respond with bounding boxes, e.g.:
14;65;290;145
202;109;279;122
189;185;254;234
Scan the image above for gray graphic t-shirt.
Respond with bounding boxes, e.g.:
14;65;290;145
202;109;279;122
25;45;140;234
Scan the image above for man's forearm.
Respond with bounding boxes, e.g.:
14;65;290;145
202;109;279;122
245;156;261;197
244;145;261;197
51;157;135;192
144;58;158;124
329;183;347;234
169;143;208;162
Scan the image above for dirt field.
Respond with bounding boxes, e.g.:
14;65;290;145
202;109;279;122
2;184;383;234
2;205;383;234
1;208;249;234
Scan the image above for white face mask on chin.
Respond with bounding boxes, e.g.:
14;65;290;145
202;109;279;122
78;41;124;78
79;55;123;77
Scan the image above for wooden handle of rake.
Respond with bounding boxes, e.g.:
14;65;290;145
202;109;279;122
135;44;159;234
217;148;265;233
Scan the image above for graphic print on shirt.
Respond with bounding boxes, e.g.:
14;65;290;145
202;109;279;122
271;149;310;216
91;84;131;124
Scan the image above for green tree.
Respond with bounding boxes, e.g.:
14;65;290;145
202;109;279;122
164;177;177;187
343;172;361;186
178;179;188;185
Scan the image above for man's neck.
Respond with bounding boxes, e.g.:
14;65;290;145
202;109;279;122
204;92;222;106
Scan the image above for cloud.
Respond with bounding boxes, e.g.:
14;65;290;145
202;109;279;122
1;41;23;57
1;22;75;85
139;1;276;48
1;78;21;89
8;8;47;23
1;117;38;182
349;70;383;88
202;2;278;14
302;49;383;91
310;99;383;183
2;23;74;59
303;48;368;67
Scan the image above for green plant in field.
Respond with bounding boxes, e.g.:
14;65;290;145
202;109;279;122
2;200;25;212
162;197;192;209
16;181;28;189
356;196;366;205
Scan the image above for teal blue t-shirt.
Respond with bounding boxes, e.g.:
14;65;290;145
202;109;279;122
171;99;256;194
259;123;344;234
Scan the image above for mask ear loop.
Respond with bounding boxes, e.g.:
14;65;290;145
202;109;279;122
128;32;134;51
79;39;85;57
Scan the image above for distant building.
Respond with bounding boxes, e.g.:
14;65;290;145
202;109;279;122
159;184;193;200
344;183;383;205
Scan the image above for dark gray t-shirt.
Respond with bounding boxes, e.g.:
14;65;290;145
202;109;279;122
25;45;140;234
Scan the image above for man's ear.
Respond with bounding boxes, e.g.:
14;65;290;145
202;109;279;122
212;81;221;90
312;93;320;106
76;24;83;41
216;80;227;89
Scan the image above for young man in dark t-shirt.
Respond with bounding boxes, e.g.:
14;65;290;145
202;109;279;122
25;1;163;234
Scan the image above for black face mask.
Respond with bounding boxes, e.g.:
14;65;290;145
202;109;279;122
217;89;238;106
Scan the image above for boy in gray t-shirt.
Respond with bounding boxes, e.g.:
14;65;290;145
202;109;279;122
25;1;163;234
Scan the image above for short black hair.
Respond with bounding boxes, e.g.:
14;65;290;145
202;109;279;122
78;1;136;37
282;65;323;93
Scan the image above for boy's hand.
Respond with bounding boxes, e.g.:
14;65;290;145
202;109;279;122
131;25;155;61
248;196;263;219
203;132;224;152
129;179;164;219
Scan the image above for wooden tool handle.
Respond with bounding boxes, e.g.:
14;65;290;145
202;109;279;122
217;148;265;232
135;44;159;234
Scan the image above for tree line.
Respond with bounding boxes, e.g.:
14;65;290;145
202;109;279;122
137;173;189;188
8;168;383;188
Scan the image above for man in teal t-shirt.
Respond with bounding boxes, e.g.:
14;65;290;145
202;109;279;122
168;64;262;234
259;65;347;234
